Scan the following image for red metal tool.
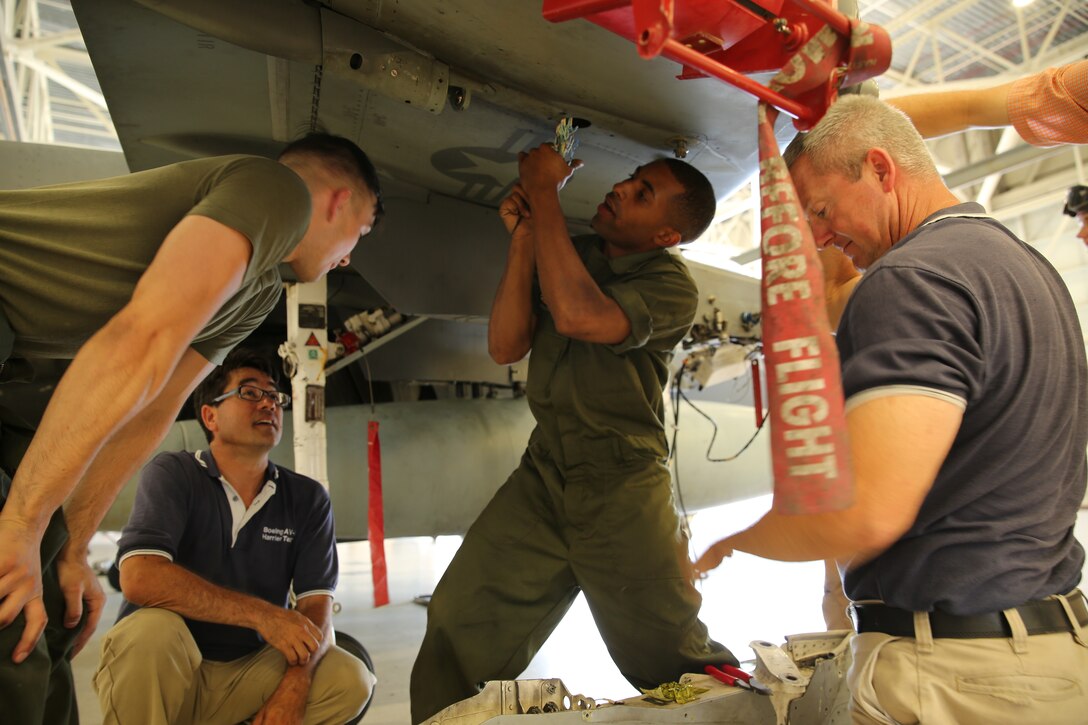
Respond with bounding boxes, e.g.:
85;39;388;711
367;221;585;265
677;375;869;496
751;357;765;429
705;664;772;695
542;0;891;129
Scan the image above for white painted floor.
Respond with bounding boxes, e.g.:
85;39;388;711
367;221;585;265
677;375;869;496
72;498;1088;725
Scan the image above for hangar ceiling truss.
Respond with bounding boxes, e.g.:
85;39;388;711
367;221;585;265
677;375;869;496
0;0;117;147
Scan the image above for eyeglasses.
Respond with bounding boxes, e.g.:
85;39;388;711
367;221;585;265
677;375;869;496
213;384;291;409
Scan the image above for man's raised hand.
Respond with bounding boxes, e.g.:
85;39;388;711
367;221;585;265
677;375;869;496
500;183;532;236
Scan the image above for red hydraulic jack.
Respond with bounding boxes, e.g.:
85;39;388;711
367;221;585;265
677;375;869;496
544;0;892;515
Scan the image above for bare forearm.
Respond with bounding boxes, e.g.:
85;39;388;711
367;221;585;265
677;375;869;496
728;397;959;563
288;596;333;678
488;235;537;363
124;557;323;671
527;190;610;324
121;558;274;630
2;318;186;534
724;507;882;563
264;597;334;715
62;407;179;554
888;85;1011;138
62;348;210;555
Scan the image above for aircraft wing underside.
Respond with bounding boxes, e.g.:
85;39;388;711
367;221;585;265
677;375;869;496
71;0;783;220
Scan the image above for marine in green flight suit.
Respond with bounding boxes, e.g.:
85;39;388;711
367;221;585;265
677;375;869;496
410;145;737;724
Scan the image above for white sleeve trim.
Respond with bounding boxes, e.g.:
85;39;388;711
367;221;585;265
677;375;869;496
845;385;967;413
295;589;335;601
118;549;174;566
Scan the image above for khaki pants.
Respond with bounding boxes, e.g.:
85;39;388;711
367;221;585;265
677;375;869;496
94;608;375;725
848;593;1088;724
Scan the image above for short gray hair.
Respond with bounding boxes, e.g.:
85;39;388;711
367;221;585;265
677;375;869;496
783;95;939;181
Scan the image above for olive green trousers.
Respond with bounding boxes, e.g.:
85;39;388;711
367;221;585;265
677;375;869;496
0;474;82;725
410;443;735;724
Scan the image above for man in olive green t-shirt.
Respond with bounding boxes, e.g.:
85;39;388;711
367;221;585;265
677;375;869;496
0;133;382;725
410;145;736;723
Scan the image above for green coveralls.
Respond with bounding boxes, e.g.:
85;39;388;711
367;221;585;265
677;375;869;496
410;236;737;723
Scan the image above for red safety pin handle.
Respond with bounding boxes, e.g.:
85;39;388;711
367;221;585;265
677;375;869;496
705;664;771;695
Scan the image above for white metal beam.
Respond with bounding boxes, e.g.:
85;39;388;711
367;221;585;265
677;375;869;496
975;128;1020;209
10;50;104;108
989;165;1084;221
0;0;115;145
0;24;25;139
10;27;80;49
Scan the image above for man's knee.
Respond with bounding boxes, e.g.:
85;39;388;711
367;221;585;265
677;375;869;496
104;608;189;645
94;609;201;723
312;645;376;722
425;585;457;631
98;608;199;670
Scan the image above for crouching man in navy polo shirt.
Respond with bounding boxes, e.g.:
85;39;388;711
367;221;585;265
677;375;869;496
93;349;374;725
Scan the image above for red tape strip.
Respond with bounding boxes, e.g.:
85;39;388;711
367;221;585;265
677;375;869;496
756;127;853;514
368;420;390;607
756;17;872;514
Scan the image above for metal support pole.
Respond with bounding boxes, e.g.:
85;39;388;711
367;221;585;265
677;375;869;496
283;279;330;488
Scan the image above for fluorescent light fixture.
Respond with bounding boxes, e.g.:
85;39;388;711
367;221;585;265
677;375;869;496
1012;0;1035;7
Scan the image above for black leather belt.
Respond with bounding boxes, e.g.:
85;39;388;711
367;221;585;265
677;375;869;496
850;591;1088;639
